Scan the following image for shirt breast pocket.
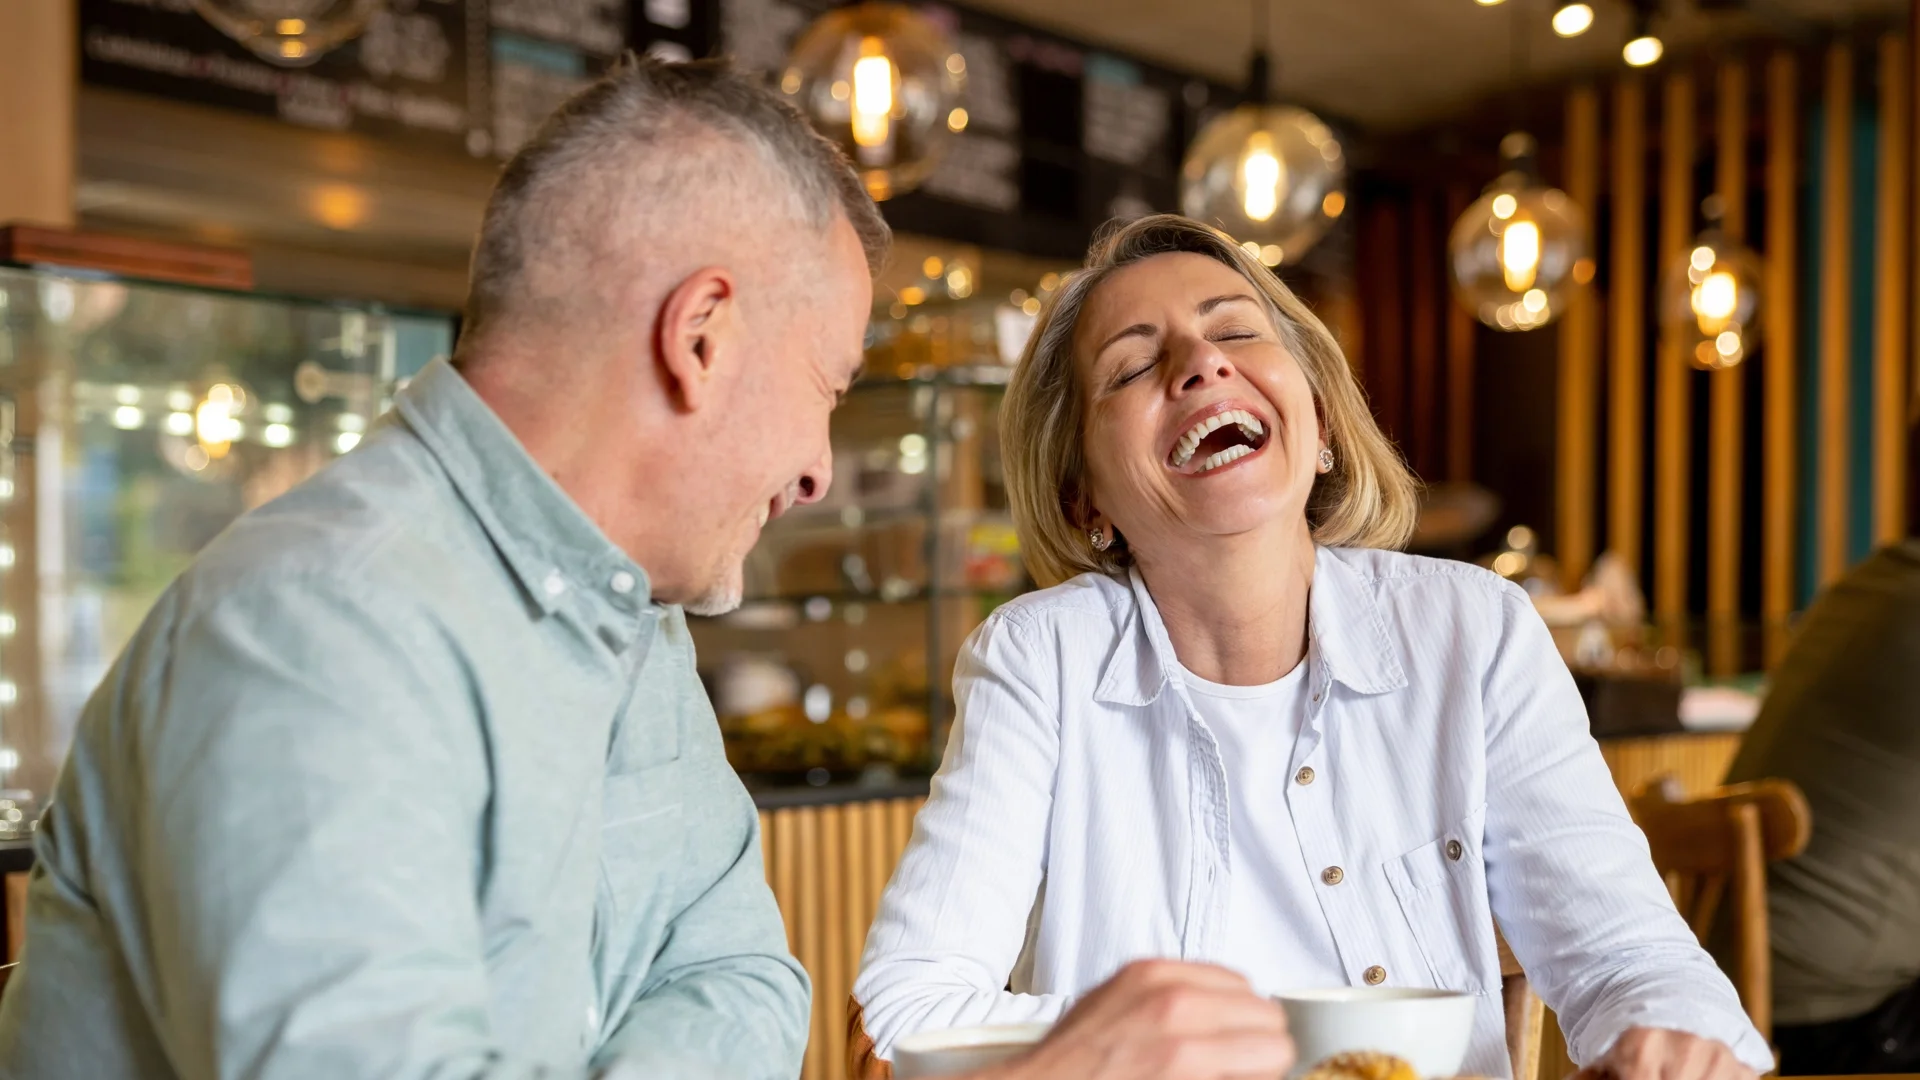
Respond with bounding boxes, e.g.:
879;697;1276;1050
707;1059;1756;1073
598;763;688;972
1383;803;1492;994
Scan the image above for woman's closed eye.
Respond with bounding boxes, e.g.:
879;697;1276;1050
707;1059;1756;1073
1113;357;1158;387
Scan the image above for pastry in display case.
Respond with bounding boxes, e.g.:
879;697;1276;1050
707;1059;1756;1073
0;264;454;831
691;238;1070;789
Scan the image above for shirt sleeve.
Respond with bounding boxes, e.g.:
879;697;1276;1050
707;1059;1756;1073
594;726;810;1080
1478;581;1774;1073
850;613;1073;1062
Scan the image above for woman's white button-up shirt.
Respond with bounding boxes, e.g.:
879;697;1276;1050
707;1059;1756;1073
853;546;1771;1077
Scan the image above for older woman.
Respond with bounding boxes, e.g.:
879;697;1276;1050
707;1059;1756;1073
849;215;1771;1080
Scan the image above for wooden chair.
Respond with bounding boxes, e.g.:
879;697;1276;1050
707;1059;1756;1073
1626;775;1812;1040
1499;927;1545;1080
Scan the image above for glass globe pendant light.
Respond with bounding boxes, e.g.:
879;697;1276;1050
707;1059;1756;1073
1179;0;1345;267
782;3;966;201
1662;196;1762;369
1448;132;1592;331
191;0;381;66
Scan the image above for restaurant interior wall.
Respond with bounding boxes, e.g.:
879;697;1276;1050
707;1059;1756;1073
1351;23;1920;676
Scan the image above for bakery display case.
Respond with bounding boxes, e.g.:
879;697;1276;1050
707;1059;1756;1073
0;264;454;825
691;239;1070;789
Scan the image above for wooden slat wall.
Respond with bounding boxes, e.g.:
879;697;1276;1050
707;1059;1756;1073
1763;52;1800;665
1559;86;1603;591
1708;62;1749;677
1447;184;1478;483
1655;73;1697;635
1874;36;1911;545
1610;77;1649;577
762;796;926;1080
1818;44;1854;588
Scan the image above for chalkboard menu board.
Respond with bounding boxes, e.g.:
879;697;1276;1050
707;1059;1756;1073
78;0;1237;259
79;0;717;158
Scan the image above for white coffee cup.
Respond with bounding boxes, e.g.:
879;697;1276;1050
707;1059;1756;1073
891;1023;1051;1079
1276;987;1478;1078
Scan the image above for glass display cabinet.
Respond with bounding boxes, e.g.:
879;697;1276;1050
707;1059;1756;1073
690;240;1071;790
0;265;454;826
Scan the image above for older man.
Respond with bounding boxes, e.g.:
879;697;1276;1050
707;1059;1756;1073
0;57;1292;1080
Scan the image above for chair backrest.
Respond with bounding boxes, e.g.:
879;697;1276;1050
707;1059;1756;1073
1498;928;1544;1080
1626;775;1812;1039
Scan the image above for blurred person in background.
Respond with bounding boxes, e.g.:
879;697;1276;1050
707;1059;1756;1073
1717;539;1920;1076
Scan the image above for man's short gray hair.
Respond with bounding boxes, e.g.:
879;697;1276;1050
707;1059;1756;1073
461;54;891;341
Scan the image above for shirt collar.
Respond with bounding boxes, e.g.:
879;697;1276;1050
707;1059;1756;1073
394;358;652;619
1094;546;1407;706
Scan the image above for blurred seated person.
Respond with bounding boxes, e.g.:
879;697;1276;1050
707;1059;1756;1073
1716;539;1920;1075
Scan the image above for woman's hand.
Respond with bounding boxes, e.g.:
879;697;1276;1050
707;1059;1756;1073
986;960;1296;1080
1573;1027;1760;1080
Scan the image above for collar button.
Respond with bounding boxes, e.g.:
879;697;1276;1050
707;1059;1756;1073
543;571;567;598
610;571;636;595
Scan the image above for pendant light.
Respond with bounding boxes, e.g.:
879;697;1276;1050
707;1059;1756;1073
1179;0;1345;267
1661;196;1762;369
191;0;380;66
1447;6;1591;331
1551;2;1594;37
781;3;966;201
1623;1;1664;67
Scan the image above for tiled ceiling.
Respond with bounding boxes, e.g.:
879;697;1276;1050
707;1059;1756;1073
958;0;1907;128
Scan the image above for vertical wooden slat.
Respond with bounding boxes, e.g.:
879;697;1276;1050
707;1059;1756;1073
842;801;870;974
1709;61;1749;676
1612;77;1649;576
820;804;848;1080
1410;194;1440;477
1763;52;1799;665
1446;182;1478;483
865;801;892;929
1818;44;1854;587
1560;85;1603;590
794;807;825;1080
773;808;800;952
1875;36;1910;545
1656;73;1696;637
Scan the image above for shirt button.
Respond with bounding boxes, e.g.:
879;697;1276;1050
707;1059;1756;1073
1364;965;1388;985
1321;866;1344;886
1295;766;1315;786
1311;691;1323;703
1446;840;1464;861
543;571;567;598
610;570;636;595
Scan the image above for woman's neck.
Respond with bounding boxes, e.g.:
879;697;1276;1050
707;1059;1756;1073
1136;522;1317;686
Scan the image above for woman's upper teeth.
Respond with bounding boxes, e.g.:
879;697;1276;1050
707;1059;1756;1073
1171;409;1266;467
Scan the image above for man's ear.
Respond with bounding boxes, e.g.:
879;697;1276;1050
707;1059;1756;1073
657;266;738;413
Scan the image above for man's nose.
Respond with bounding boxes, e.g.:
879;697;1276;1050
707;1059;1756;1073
794;446;833;505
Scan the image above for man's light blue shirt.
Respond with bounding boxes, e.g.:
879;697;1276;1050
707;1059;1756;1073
0;358;809;1079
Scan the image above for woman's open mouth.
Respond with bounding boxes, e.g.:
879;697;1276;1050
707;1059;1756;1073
1167;408;1270;475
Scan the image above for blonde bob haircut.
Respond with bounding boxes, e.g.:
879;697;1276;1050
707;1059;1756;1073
1003;213;1419;588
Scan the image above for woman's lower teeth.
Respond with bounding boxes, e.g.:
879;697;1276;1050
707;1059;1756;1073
1196;444;1253;472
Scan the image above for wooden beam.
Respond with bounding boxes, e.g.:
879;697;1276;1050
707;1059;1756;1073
1763;52;1800;665
1818;44;1853;587
1446;183;1477;483
1709;60;1749;676
1656;72;1696;633
1560;85;1603;590
1874;36;1910;545
1612;77;1649;577
0;0;75;227
1411;194;1440;478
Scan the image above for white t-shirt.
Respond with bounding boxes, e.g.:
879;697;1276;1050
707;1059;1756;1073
1178;659;1348;996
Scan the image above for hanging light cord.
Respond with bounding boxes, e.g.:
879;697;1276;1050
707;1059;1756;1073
1247;0;1273;104
1506;0;1527;134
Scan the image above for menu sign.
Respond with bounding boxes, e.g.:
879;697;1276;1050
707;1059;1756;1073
80;0;712;158
80;0;486;155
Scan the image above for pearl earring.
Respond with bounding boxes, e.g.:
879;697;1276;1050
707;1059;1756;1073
1318;447;1335;474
